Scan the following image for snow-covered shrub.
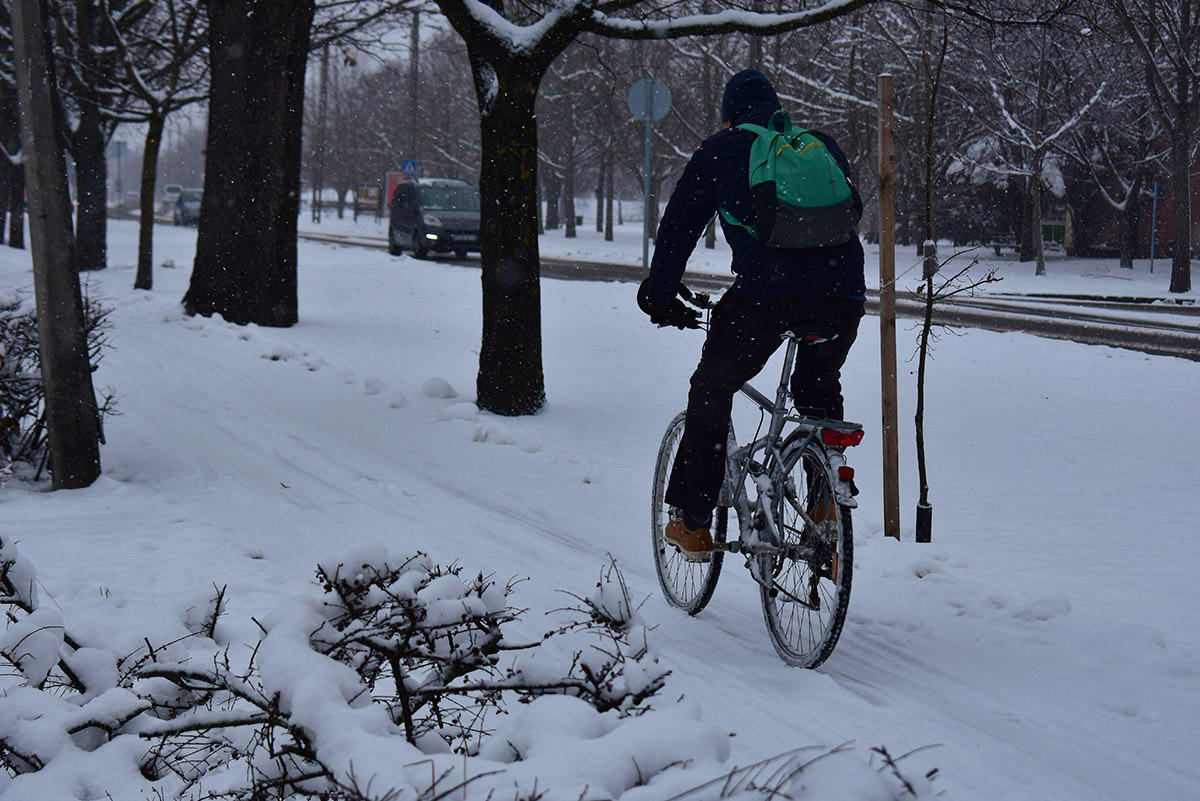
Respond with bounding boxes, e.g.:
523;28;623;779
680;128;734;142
308;545;667;756
0;539;936;800
0;287;115;480
0;541;680;799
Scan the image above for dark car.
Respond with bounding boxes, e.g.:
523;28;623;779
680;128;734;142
388;178;480;259
173;188;203;226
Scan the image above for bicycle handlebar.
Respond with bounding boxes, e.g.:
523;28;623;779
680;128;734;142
677;284;714;310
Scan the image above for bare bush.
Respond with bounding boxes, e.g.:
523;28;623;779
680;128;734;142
0;286;116;479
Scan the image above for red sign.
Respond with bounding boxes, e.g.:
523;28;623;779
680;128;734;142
385;172;407;212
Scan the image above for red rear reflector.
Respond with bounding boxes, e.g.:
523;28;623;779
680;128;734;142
838;466;855;481
822;428;865;448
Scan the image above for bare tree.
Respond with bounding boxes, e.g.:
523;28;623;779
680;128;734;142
1058;8;1164;269
182;0;316;327
11;0;102;489
434;0;880;415
52;0;136;272
102;0;209;290
183;0;414;326
1108;0;1200;292
0;88;24;251
956;19;1106;275
0;5;27;251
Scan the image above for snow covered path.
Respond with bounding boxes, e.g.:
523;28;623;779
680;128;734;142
3;220;1199;800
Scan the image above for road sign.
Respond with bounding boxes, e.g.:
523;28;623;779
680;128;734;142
401;159;418;175
627;78;672;276
627;78;671;122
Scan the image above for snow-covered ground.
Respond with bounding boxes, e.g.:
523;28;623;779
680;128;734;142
1;217;1198;800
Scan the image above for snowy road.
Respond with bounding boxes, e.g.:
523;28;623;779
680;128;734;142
299;228;1200;361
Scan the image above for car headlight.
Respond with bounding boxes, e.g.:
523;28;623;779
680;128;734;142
423;213;442;226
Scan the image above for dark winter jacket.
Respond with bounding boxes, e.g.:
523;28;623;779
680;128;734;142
640;104;866;307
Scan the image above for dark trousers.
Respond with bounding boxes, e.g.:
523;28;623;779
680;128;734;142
665;292;865;524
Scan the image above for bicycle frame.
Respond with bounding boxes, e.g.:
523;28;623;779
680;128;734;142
714;332;859;571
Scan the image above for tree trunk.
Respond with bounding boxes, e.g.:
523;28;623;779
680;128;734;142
563;104;576;238
564;120;576;239
544;171;560;230
73;102;108;272
7;166;24;249
1168;106;1193;292
134;113;165;290
1118;175;1142;270
472;62;546;415
915;277;934;509
1019;175;1035;262
748;3;763;69
0;164;8;245
12;0;101;489
72;0;108;272
183;0;315;326
1031;153;1045;276
604;148;614;242
594;157;604;233
7;168;23;249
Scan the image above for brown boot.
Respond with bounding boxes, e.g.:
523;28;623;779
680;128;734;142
665;518;713;563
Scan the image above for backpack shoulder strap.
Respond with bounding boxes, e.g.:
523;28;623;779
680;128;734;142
734;122;769;136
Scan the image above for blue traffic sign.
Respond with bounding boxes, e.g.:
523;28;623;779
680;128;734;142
401;159;418;175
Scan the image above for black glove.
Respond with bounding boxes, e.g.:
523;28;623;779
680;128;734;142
647;297;701;329
637;280;701;329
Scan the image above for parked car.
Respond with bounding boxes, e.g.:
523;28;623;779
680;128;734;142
161;183;183;210
388;178;481;259
173;188;202;225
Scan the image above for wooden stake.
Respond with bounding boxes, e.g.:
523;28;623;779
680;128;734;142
877;74;901;541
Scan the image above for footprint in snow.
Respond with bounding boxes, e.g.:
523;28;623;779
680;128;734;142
1011;594;1072;622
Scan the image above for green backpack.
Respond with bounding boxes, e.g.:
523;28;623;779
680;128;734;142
719;111;860;249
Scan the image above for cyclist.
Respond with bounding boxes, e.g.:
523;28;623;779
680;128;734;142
637;68;866;562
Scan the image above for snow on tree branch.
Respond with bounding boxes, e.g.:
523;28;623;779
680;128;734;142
584;0;879;40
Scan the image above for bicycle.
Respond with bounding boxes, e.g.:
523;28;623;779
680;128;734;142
650;287;864;668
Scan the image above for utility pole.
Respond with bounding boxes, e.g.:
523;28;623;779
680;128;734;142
409;10;420;173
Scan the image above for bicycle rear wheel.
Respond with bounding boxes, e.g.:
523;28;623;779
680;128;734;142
760;439;852;667
651;411;725;615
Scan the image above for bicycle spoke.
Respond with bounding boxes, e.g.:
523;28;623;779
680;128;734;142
760;440;852;668
651;412;724;615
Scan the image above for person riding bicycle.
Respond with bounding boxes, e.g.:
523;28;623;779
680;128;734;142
637;68;866;563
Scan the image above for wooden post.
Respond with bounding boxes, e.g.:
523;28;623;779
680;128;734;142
877;74;901;541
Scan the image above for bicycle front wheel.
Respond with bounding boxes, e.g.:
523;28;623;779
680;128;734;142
651;411;725;615
760;439;852;668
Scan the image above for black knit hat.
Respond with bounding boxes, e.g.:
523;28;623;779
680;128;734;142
721;69;780;123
